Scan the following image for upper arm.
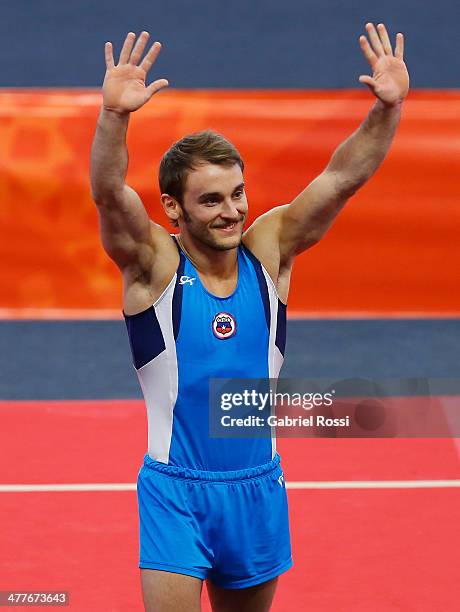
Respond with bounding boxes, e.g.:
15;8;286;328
96;185;156;274
95;185;180;315
244;169;350;274
278;169;351;260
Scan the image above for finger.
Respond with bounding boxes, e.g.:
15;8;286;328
140;41;162;73
146;78;169;100
130;31;150;65
377;23;393;55
104;42;115;69
359;74;377;90
119;31;136;64
365;22;385;56
359;35;378;68
395;32;404;60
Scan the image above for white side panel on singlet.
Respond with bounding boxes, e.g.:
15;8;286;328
261;266;285;459
136;274;178;464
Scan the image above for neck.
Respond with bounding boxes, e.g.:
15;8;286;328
177;232;238;279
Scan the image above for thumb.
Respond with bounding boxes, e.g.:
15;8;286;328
359;75;377;91
146;78;169;100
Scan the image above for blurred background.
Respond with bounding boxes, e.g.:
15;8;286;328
0;0;459;396
0;2;459;610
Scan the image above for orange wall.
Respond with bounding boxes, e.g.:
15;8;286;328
1;90;459;316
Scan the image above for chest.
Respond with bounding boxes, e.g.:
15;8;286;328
176;260;269;365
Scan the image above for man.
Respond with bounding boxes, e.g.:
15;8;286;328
90;23;409;612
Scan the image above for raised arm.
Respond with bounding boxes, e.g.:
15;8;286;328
245;23;409;272
90;31;169;273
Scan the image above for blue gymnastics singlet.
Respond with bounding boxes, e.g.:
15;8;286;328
124;236;286;471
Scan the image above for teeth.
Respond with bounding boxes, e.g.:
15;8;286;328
214;222;237;230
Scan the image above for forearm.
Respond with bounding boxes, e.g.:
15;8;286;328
90;108;130;205
327;99;402;197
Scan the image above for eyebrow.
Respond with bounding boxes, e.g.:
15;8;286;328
197;183;245;202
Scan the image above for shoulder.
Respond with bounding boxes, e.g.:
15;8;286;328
243;206;286;270
122;222;180;315
242;205;292;304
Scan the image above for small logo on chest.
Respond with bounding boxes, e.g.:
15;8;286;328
179;275;196;286
212;312;237;340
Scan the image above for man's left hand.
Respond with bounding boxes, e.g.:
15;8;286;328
359;23;409;107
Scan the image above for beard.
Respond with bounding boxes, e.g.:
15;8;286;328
182;208;246;251
204;232;242;251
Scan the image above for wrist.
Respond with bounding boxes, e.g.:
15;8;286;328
375;97;404;111
101;105;131;117
98;107;131;129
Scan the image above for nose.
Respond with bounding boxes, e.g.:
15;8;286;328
220;198;240;220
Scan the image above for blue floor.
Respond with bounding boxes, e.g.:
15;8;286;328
1;319;459;400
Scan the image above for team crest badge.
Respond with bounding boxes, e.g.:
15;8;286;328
212;312;236;340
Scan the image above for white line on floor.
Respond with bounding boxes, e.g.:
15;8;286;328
0;480;459;492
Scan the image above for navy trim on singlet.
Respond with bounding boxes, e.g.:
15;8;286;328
172;235;186;340
275;300;287;356
241;245;271;331
124;307;166;369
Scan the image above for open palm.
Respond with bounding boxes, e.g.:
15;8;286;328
103;31;169;113
359;23;409;106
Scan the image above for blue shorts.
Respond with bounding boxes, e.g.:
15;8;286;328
137;453;292;589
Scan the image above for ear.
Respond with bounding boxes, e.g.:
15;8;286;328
161;194;181;224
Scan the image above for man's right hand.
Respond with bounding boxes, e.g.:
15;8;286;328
102;31;169;114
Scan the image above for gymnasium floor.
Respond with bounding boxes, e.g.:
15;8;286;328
1;318;459;610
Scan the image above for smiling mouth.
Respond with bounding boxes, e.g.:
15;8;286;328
213;222;238;232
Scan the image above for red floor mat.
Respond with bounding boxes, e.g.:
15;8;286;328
1;400;459;610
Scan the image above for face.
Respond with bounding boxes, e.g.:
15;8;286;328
171;162;248;251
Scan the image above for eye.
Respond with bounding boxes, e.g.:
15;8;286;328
234;190;244;199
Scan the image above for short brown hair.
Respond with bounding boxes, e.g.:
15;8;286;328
159;130;244;206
